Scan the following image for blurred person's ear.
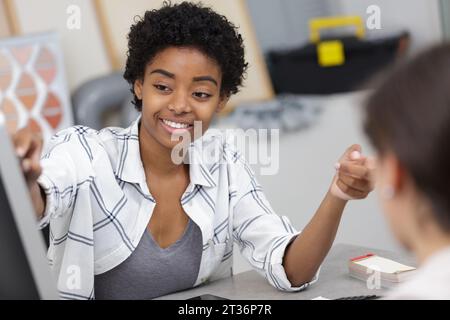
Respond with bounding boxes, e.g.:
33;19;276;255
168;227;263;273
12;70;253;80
384;153;406;196
378;152;419;250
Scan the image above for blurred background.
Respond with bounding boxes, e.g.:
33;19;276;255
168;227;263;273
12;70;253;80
1;0;449;274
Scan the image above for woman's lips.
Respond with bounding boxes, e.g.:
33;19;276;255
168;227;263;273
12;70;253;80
159;118;193;134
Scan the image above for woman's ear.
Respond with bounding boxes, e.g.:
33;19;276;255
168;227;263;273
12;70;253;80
134;79;143;100
216;95;230;113
384;152;406;195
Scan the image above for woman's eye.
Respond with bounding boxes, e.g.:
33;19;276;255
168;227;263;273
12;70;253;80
154;84;171;92
193;92;211;99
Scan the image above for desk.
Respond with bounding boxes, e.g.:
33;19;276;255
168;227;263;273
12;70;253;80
157;243;415;300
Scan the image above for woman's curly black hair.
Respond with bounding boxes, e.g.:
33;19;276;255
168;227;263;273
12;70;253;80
123;1;248;110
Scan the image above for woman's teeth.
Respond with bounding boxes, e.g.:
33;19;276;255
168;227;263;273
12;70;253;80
162;119;190;129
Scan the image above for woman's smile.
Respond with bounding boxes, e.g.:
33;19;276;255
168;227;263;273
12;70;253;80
159;117;194;134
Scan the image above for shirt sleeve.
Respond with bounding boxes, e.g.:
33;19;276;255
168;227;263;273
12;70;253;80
36;128;96;229
231;150;319;292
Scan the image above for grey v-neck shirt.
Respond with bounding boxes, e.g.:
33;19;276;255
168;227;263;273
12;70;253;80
94;218;202;300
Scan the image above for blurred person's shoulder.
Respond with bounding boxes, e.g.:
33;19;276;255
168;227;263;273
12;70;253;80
386;247;450;300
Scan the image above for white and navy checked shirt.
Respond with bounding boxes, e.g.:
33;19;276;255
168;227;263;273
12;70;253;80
37;116;318;300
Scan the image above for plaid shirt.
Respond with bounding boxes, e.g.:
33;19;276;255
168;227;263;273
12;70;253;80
37;116;318;300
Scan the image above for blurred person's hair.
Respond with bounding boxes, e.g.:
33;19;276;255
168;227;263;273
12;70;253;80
364;43;450;231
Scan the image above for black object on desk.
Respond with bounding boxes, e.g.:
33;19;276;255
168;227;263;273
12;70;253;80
335;295;381;300
187;294;229;300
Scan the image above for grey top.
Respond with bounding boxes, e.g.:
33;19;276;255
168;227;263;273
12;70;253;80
94;218;203;300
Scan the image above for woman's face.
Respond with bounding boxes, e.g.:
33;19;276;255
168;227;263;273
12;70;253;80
134;46;228;150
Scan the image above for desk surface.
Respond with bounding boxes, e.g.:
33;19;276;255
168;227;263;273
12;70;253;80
157;243;415;300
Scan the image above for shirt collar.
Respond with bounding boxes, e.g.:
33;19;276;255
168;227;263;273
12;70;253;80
114;116;143;185
116;115;216;188
187;139;217;188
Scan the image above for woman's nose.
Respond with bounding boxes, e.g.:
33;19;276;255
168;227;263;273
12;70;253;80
168;104;190;114
168;93;192;114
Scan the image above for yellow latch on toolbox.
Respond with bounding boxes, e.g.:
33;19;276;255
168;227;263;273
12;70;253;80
317;40;345;67
309;16;365;67
309;16;365;43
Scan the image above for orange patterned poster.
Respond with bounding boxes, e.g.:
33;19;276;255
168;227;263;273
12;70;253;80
0;32;73;148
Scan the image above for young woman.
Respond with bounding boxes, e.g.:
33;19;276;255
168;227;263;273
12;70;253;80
364;44;450;299
13;2;373;299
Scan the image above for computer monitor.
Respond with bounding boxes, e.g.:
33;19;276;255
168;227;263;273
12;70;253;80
0;114;58;299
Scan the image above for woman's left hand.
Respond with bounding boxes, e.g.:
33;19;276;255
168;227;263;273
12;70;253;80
330;144;376;200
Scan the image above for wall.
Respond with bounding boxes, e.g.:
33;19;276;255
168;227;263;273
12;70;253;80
246;0;329;52
334;0;443;53
13;0;111;92
9;0;275;106
0;1;12;37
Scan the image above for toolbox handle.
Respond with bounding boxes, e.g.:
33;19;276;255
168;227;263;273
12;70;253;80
309;16;365;43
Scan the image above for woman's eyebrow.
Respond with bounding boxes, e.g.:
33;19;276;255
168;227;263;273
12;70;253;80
193;76;218;87
148;69;217;86
149;69;175;78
